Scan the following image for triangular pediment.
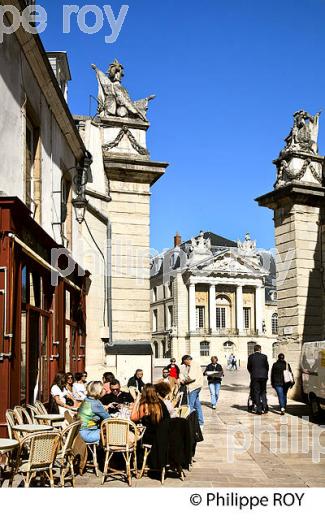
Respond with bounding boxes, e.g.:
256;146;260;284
191;250;267;277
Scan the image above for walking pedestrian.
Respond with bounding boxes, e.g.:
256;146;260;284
271;353;294;415
231;354;238;371
203;356;224;409
247;344;269;414
180;355;204;428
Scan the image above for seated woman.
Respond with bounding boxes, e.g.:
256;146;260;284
50;372;77;415
77;381;110;444
155;382;178;418
102;371;115;395
131;384;170;469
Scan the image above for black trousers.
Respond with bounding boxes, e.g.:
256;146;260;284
251;378;267;413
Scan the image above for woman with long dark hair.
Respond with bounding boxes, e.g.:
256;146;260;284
50;372;76;414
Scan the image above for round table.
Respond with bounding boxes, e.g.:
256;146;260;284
0;439;19;487
12;424;53;433
34;414;65;423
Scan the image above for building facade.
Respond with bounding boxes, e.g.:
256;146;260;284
0;0;90;434
151;231;278;366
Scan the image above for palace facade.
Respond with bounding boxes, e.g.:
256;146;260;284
151;231;278;366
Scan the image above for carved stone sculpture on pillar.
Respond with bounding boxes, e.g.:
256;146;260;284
274;110;324;189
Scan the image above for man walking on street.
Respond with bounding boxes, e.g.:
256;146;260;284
180;355;204;428
204;356;224;409
247;344;269;414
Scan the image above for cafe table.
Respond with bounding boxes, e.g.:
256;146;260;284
0;439;19;487
34;414;65;426
12;424;53;434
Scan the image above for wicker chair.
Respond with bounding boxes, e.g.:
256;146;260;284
5;409;24;443
14;431;61;487
54;420;81;487
172;392;184;410
178;405;191;419
100;418;139;486
14;406;33;425
26;404;39;423
35;401;47;414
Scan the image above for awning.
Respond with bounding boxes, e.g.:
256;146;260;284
105;342;153;356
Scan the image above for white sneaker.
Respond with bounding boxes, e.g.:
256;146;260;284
200;424;204;431
212;405;216;409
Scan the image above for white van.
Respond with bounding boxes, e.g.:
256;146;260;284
301;341;325;414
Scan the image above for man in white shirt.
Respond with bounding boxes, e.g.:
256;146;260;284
180;355;204;428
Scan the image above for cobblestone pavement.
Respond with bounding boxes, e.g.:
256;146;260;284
6;368;325;488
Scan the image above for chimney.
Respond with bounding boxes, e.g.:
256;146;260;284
174;231;182;247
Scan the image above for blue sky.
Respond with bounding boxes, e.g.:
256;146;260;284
40;0;325;252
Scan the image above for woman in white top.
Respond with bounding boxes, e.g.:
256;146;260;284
50;372;76;415
155;382;178;418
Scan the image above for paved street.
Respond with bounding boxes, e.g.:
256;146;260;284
73;368;325;488
4;368;325;488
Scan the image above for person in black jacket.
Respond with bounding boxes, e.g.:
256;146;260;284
203;356;224;409
247;344;269;414
271;353;294;415
127;369;145;392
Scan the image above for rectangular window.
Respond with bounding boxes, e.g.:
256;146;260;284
196;306;205;329
25;117;41;222
244;307;251;329
153;309;158;332
200;341;210;357
61;176;72;249
168;306;173;328
216;307;226;329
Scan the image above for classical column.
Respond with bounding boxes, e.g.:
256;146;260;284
255;285;265;335
209;284;216;332
188;283;196;332
236;285;244;332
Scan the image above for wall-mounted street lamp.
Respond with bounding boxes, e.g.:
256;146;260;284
72;151;93;224
72;193;88;224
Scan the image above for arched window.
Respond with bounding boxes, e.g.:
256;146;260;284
216;295;231;330
200;341;210;357
162;339;167;358
272;313;278;335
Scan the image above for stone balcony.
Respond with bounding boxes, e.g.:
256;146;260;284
188;328;259;337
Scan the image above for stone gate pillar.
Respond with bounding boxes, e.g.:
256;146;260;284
256;110;325;399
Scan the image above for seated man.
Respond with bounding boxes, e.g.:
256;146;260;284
100;379;134;413
157;367;179;399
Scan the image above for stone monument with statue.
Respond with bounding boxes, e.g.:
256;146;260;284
256;110;325;399
75;59;168;382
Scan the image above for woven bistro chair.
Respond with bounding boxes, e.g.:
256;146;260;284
54;420;81;487
6;410;24;443
13;431;61;488
26;404;39;423
35;401;48;415
178;405;191;419
100;418;139;486
172;392;184;410
14;406;33;425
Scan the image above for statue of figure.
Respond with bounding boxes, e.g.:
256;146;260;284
237;233;257;255
283;110;321;155
91;59;155;121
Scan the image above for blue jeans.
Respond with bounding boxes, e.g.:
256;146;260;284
208;382;221;407
79;428;100;444
274;385;288;409
188;387;204;426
